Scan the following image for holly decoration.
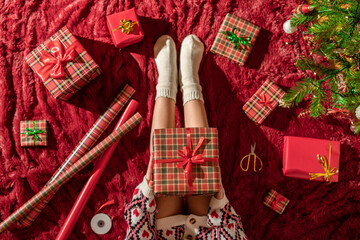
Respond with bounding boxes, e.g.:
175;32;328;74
282;0;360;133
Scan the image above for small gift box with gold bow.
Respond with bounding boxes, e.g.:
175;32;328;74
153;128;222;196
210;13;260;65
106;8;144;48
24;26;101;101
283;136;340;183
242;80;285;124
263;189;289;214
20;120;48;147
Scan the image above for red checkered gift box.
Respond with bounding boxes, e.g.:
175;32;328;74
153;128;222;196
211;13;260;65
243;80;285;124
263;189;289;214
20;120;48;147
25;26;101;101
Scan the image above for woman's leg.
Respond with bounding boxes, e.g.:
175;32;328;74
146;35;184;219
180;35;211;216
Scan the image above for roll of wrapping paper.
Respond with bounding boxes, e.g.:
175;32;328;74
56;100;138;240
18;84;135;227
0;113;143;233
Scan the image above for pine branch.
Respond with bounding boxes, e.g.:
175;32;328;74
309;89;327;118
296;56;333;75
282;80;313;107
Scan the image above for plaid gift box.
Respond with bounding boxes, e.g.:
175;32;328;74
25;26;101;101
153;128;222;196
243;80;285;124
106;7;144;48
211;13;260;65
20;120;48;147
263;189;289;214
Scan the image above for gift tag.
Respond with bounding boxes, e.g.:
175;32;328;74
90;213;112;235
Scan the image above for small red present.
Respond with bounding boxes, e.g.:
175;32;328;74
25;26;101;101
106;8;144;48
211;13;260;65
263;189;289;214
20;120;48;147
243;80;285;124
283;136;340;183
153;128;222;196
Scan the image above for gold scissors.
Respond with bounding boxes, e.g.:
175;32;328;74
240;143;263;172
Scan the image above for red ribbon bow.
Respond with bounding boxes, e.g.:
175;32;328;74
176;131;205;188
258;93;272;108
38;39;78;80
271;194;286;211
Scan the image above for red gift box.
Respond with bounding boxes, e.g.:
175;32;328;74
106;8;144;48
263;189;289;214
283;136;340;182
210;13;260;65
243;80;285;124
24;26;101;101
20;120;48;147
153;128;222;196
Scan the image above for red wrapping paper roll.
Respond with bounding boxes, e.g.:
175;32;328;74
56;100;138;240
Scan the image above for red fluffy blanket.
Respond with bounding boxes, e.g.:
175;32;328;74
1;0;360;239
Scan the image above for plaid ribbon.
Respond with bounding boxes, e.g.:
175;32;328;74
18;85;134;227
153;128;221;196
211;13;260;65
0;113;143;233
20;120;47;147
24;26;101;100
263;189;289;214
243;80;285;124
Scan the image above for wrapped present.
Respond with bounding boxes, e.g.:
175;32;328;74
211;13;260;65
283;136;340;182
153;128;222;196
25;26;101;101
106;8;144;48
263;189;289;214
242;80;285;124
20;120;48;147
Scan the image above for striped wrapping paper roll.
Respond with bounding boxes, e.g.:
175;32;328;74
0;112;143;233
18;84;134;227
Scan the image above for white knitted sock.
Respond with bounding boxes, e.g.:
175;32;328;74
154;35;178;102
179;34;204;105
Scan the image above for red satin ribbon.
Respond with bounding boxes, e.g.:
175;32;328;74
176;130;205;190
155;128;218;195
271;194;286;210
37;39;79;81
258;93;272;108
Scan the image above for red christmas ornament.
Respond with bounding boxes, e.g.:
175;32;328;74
292;4;315;14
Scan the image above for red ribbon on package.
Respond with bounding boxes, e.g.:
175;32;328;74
271;194;287;210
258;93;272;108
176;131;206;190
37;39;80;80
155;128;217;195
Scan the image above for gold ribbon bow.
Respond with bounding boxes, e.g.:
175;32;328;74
112;19;138;34
309;141;339;183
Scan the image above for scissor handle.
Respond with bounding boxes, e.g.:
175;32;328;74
254;155;263;172
240;155;251;171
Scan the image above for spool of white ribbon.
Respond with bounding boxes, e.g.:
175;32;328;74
90;213;112;235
